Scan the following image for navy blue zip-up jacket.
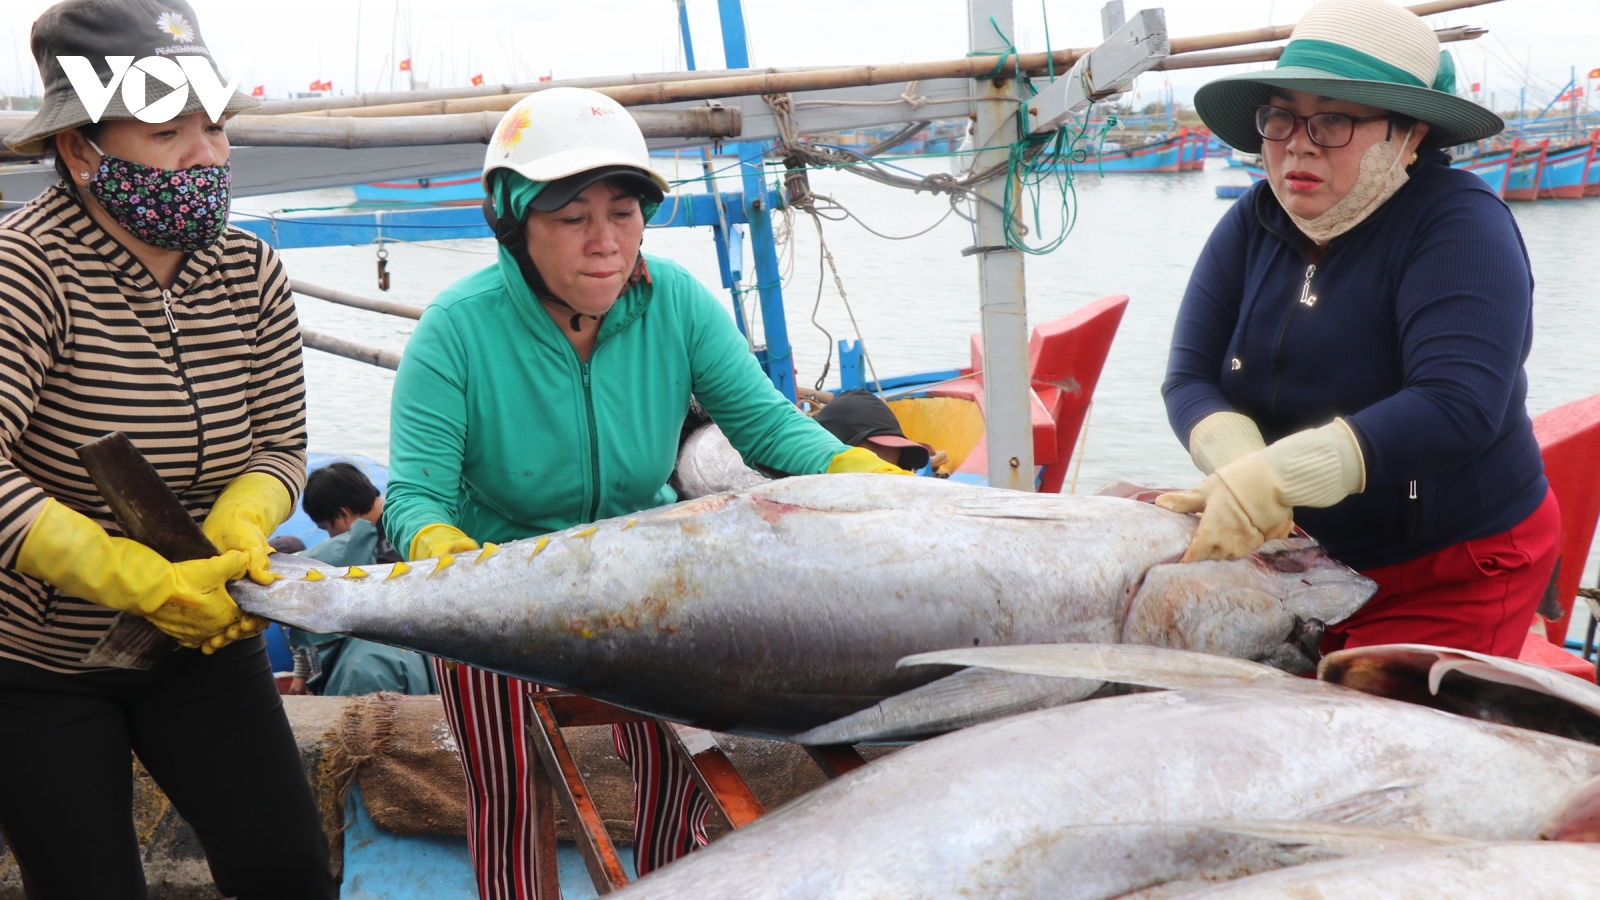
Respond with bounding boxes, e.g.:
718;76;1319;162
1163;150;1547;571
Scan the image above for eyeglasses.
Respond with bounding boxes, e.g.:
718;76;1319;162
1253;106;1393;149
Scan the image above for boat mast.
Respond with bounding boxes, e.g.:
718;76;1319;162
967;0;1034;491
716;0;799;401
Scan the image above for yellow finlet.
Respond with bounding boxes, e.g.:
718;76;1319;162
431;554;456;576
385;561;412;580
527;536;550;561
572;527;598;539
344;566;369;579
303;569;325;581
476;542;500;564
622;519;638;530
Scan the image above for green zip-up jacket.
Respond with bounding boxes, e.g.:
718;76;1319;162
383;253;847;553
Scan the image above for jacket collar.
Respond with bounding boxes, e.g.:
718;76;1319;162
43;182;224;299
498;244;654;357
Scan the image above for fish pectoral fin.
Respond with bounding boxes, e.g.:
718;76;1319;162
791;666;1101;745
898;643;1294;691
1191;820;1473;853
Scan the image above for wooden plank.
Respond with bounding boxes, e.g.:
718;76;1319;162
527;698;631;894
804;745;869;779
545;693;653;728
663;724;766;829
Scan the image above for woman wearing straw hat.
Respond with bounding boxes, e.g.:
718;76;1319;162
1159;0;1557;658
0;1;335;896
383;86;900;898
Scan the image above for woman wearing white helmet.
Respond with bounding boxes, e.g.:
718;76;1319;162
382;87;901;896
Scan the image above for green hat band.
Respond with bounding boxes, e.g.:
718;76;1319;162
1276;39;1456;94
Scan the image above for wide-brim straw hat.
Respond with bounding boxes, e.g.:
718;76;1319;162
1195;0;1503;152
6;0;258;156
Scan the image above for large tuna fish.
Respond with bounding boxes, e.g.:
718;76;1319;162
604;679;1600;899
234;474;1373;737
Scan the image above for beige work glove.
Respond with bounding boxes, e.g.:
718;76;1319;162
1158;419;1365;563
1187;411;1266;475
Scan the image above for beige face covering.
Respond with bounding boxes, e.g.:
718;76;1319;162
1272;125;1416;245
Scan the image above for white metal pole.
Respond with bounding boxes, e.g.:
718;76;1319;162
967;0;1034;491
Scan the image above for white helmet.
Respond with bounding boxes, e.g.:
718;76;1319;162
482;87;670;198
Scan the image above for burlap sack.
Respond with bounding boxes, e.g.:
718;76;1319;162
326;694;895;844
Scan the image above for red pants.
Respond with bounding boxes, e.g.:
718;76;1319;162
433;660;708;900
1320;488;1561;658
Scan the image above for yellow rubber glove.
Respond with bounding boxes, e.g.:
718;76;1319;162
825;447;912;476
202;472;293;586
1187;411;1266;476
1157;419;1363;563
410;523;479;562
16;498;259;651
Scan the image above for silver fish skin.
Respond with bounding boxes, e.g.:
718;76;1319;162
1180;842;1600;899
672;423;768;499
608;684;1600;900
233;475;1373;737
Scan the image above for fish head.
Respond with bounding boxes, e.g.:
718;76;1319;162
1122;538;1376;675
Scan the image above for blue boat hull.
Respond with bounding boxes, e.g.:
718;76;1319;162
1538;141;1596;199
353;171;484;204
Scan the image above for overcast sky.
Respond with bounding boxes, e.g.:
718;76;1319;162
2;0;1595;113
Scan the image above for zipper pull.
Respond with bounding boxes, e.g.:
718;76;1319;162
580;362;591;388
1409;479;1418;500
161;290;177;333
1298;264;1318;308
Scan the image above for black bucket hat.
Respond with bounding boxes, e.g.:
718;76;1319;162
6;0;258;156
814;390;932;471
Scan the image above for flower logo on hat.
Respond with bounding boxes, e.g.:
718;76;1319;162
493;106;532;158
156;11;196;43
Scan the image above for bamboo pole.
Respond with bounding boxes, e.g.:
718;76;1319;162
1154;25;1487;72
292;280;424;319
288;0;1503;120
249;66;825;116
301;328;403;370
227;106;741;149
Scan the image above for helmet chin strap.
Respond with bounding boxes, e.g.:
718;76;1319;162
482;188;644;333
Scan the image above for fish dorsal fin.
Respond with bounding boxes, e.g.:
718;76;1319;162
897;643;1294;690
1320;643;1600;745
1539;774;1600;842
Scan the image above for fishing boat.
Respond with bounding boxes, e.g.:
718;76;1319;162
1060;132;1185;173
352;170;484;204
1452;143;1517;195
1537;131;1599;199
1179;128;1209;171
1502;138;1551;202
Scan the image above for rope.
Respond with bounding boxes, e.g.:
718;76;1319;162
1068;402;1093;494
806;209;883;396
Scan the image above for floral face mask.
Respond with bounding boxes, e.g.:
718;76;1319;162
84;139;230;253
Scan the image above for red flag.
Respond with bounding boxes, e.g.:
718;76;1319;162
1470;82;1480;92
470;74;484;86
399;58;412;72
309;79;332;92
1590;68;1600;79
1557;87;1584;101
538;75;552;82
250;85;265;97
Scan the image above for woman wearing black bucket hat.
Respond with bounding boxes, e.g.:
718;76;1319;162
1159;0;1556;659
0;1;335;896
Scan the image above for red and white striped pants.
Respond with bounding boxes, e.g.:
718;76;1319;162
433;659;709;900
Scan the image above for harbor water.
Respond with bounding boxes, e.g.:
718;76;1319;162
244;156;1600;631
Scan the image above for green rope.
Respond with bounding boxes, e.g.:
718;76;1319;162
964;16;1018;81
1042;0;1056;83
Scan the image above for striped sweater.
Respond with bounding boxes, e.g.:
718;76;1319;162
0;184;307;671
